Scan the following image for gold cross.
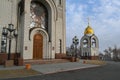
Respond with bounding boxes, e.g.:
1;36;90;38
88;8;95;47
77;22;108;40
88;17;90;26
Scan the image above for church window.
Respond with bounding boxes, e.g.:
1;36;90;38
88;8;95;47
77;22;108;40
92;38;96;47
30;1;48;30
83;39;88;48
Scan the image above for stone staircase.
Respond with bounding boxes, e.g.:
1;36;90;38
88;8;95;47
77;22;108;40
24;59;70;65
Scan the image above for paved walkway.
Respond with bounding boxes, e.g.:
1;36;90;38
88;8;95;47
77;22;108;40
0;60;100;74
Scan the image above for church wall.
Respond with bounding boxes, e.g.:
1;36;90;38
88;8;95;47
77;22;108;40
45;0;56;59
81;48;91;55
63;0;66;54
0;0;18;53
0;27;2;50
55;0;66;54
56;18;63;53
0;0;66;60
21;0;60;59
91;48;99;56
18;14;24;56
0;0;11;26
21;0;32;59
45;0;66;58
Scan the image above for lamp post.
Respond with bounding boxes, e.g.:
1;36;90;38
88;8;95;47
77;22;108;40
2;24;18;60
14;29;18;58
72;36;79;58
70;44;74;57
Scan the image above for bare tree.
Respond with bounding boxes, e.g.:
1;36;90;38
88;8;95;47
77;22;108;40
104;47;113;61
113;45;119;61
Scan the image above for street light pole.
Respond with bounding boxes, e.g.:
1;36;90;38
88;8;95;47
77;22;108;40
7;24;15;60
2;24;18;60
70;44;74;57
14;30;18;58
8;33;12;60
72;36;79;58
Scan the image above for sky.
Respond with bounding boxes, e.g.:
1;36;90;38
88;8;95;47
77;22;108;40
66;0;120;53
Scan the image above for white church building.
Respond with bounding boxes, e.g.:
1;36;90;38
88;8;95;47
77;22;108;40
0;0;66;64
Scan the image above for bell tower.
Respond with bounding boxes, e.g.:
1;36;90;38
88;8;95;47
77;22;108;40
80;20;99;60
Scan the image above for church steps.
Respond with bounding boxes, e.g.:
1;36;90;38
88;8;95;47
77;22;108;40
23;59;70;65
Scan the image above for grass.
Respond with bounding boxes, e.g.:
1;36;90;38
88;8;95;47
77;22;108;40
83;60;106;65
0;69;40;79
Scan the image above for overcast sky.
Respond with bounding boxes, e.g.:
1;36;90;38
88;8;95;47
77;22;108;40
66;0;120;53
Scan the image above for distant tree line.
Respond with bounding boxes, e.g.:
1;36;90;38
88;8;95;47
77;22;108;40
100;45;120;61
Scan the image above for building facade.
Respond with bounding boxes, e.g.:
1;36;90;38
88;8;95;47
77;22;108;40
80;23;99;60
0;0;66;60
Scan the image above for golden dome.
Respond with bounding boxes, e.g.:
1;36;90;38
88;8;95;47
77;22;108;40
84;25;94;35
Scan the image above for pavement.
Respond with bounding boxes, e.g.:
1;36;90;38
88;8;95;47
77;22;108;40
0;60;100;75
2;61;120;80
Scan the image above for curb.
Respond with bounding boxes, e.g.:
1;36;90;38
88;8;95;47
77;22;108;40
43;65;101;75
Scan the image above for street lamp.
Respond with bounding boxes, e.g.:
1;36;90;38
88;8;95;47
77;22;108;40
2;24;18;60
14;29;18;58
70;44;74;56
72;36;79;58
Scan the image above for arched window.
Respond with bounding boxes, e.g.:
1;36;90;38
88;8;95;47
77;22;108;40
91;38;96;47
30;1;48;30
83;39;88;48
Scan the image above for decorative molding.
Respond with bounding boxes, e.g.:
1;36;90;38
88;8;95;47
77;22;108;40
46;0;58;20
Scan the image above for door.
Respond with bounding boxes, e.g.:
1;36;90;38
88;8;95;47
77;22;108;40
33;34;43;59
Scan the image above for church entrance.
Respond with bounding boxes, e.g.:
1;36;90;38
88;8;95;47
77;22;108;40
33;34;43;59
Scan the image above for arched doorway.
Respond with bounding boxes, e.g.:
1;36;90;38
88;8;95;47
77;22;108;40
33;34;43;59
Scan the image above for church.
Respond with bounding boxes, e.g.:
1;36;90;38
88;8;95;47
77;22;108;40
0;0;66;65
80;21;99;60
